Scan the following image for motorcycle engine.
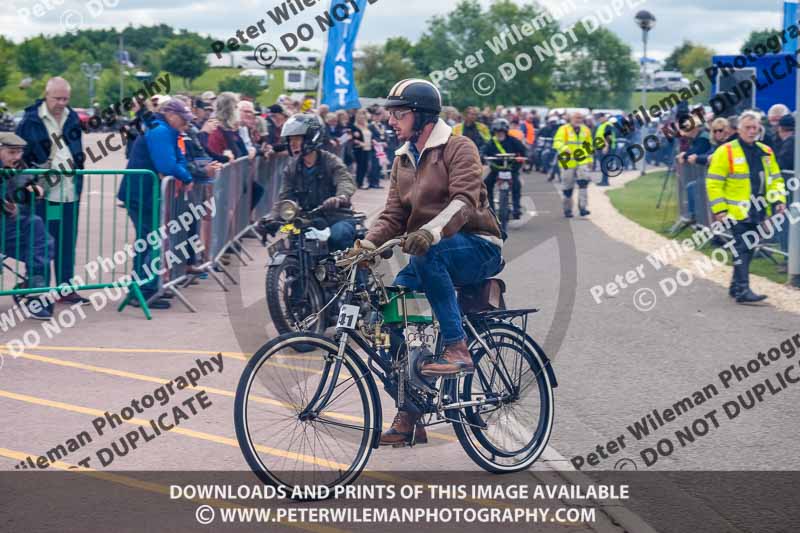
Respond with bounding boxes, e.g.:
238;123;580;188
408;345;437;393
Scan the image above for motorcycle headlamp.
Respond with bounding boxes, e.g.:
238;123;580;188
278;200;299;222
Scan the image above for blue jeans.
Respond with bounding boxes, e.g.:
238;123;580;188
1;212;54;288
127;204;159;295
328;219;357;252
394;232;504;345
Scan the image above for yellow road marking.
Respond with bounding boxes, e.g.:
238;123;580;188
0;388;346;470
0;391;579;526
2;349;458;442
0;446;344;533
23;344;316;361
2;348;320;374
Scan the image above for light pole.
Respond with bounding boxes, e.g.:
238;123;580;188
635;10;656;176
80;62;102;107
789;63;800;287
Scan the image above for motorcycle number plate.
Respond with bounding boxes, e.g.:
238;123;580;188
337;304;360;330
498;171;512;181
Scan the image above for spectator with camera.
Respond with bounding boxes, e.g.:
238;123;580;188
1;133;55;320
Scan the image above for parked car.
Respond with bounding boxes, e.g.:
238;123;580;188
73;108;91;129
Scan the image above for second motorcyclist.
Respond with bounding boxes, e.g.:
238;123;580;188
258;113;357;250
481;118;527;220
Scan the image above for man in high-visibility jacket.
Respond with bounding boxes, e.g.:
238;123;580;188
553;111;593;217
594;115;617;187
707;111;786;304
453;106;490;152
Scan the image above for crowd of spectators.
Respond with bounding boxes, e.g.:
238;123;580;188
3;71;799;318
1;79;405;318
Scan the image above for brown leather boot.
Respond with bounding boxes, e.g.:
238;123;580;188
379;410;428;446
420;340;474;376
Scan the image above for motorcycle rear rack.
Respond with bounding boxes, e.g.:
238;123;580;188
465;308;537;334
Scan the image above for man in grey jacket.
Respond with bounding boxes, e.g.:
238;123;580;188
259;114;357;250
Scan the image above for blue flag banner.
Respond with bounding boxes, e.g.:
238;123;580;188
321;0;368;111
784;0;798;54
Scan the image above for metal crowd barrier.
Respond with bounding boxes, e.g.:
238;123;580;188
675;161;711;228
254;154;289;218
148;176;222;312
154;154;286;312
1;169;160;319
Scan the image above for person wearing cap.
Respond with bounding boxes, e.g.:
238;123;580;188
265;104;289;148
192;99;211;129
16;76;89;305
1;133;55;320
201;91;216;105
119;98;196;310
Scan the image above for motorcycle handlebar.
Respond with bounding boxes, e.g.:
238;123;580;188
335;237;403;268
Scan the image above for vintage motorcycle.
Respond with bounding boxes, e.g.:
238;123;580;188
236;237;557;494
264;199;367;336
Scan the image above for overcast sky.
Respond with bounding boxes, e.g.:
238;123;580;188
3;0;787;60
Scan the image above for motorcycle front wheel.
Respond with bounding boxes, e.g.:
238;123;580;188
266;256;327;337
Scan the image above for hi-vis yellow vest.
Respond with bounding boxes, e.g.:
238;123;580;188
453;121;490;142
707;139;786;220
553;124;593;168
594;121;616;149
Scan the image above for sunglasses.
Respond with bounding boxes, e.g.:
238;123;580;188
388;109;413;120
713;129;725;133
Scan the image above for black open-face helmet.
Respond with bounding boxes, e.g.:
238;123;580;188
281;113;323;155
384;79;442;141
385;79;442;114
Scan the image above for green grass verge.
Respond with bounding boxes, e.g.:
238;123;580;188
161;68;287;105
608;171;788;285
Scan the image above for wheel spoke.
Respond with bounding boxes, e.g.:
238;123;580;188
237;336;376;491
455;326;554;471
